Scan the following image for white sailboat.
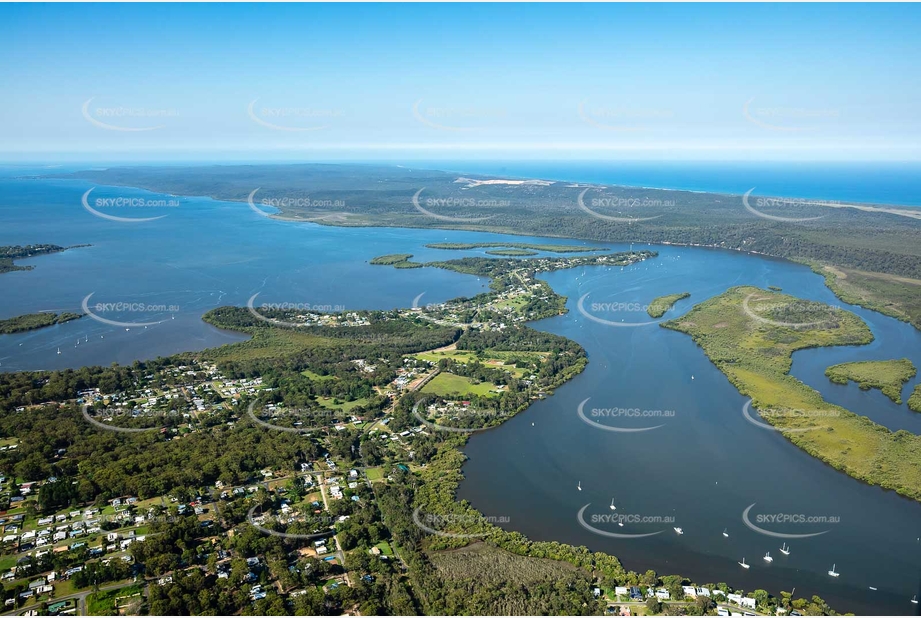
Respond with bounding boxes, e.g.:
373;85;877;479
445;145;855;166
828;564;839;577
673;527;683;535
577;481;581;491
722;528;729;538
738;557;750;569
763;552;773;563
911;595;918;604
780;542;790;556
609;498;616;511
56;348;61;355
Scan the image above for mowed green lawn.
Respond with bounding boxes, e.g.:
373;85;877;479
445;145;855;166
421;373;498;397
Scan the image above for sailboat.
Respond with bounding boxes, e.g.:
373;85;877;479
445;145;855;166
609;498;616;511
722;528;729;538
673;527;683;535
738;557;750;569
56;348;61;355
780;542;790;555
763;552;773;563
577;481;581;491
911;595;918;604
828;564;840;577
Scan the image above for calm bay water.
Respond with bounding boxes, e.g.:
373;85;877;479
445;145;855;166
2;166;920;614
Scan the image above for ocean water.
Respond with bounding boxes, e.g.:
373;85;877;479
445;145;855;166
2;163;921;614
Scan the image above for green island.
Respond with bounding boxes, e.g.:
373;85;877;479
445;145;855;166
825;358;917;404
426;242;605;253
0;244;79;275
484;248;538;256
909;385;921;413
0;311;84;335
646;292;690;318
0;251;839;616
663;286;921;501
369;253;422;268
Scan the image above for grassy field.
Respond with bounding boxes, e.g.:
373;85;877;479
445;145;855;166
86;584;144;615
647;292;691;318
365;467;384;481
316;396;369;412
414;348;544;378
302;369;337;382
421;372;498;397
664;286;921;502
825;358;917;403
809;261;921;331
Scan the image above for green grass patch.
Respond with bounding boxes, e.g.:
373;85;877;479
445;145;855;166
86;583;144;615
825;358;916;403
664;286;921;503
302;369;337;382
421;372;498;397
317;396;369;412
485;248;538;256
365;467;384;481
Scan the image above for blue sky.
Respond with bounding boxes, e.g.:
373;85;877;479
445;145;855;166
1;3;919;162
